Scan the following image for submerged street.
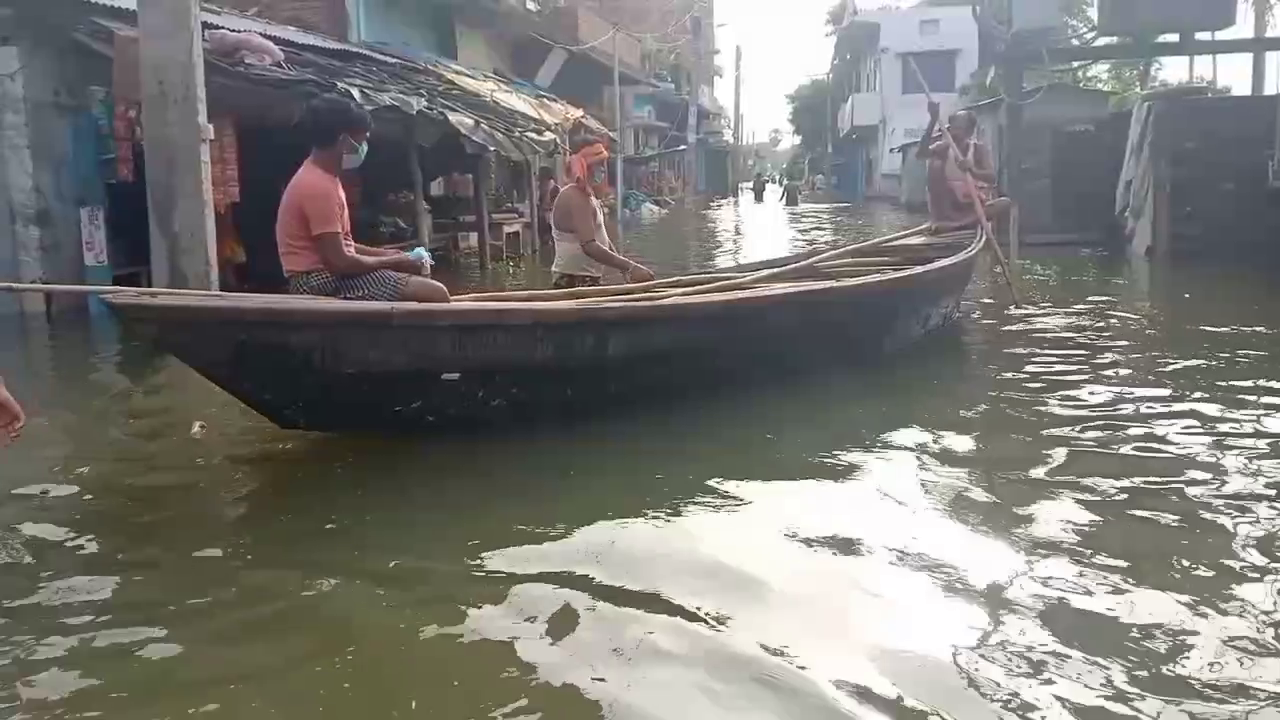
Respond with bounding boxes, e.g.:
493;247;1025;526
4;193;1280;718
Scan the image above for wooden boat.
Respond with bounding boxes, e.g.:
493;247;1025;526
102;227;984;432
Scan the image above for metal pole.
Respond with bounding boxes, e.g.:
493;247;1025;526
613;30;625;247
686;17;701;203
1212;31;1219;85
733;46;743;190
1253;0;1268;95
825;70;834;186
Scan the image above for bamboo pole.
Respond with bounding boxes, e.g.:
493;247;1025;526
590;223;932;303
458;263;915;304
0;282;248;299
906;55;1021;307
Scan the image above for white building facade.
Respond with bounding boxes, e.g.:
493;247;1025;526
838;4;979;197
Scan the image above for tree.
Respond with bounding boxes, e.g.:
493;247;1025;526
825;0;850;36
786;77;832;158
768;129;785;148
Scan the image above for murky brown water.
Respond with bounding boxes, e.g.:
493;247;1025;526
3;193;1280;719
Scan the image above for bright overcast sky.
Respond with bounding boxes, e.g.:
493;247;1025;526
713;0;837;144
713;0;1279;144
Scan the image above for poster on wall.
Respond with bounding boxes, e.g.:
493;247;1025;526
80;206;110;268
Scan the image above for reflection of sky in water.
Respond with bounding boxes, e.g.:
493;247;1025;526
435;289;1280;719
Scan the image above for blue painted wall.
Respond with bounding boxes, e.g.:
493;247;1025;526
352;0;456;61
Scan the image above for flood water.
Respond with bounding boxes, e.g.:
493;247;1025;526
4;192;1280;719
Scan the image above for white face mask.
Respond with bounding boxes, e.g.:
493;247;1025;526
341;136;368;170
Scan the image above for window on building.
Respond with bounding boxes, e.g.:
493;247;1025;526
919;19;941;36
901;51;956;94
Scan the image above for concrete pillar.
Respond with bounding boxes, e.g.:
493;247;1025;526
475;153;493;269
137;0;218;290
0;45;43;315
0;28;86;316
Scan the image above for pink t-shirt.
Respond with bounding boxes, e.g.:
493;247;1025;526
276;159;355;275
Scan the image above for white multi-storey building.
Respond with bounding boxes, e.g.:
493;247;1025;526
837;2;980;197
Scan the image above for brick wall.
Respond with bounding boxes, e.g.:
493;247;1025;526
212;0;349;41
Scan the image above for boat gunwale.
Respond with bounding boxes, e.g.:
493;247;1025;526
103;230;984;326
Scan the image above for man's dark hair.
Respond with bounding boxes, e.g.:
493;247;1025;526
538;166;556;182
300;95;372;150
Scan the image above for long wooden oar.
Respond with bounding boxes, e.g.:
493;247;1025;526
906;56;1021;307
592;223;931;303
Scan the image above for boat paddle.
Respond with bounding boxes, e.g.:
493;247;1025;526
906;55;1022;307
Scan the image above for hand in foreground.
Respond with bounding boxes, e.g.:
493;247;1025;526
956;156;974;173
626;264;656;284
0;382;25;446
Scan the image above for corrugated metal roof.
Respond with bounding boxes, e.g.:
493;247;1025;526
81;0;611;156
85;0;421;65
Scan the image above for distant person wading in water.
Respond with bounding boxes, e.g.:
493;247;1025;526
917;101;1010;235
780;175;802;207
751;172;767;203
550;143;655;289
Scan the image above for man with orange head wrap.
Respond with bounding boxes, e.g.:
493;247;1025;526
549;142;655;289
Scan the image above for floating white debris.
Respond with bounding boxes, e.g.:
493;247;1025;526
6;576;119;607
67;536;100;555
191;548;224;558
135;643;184;659
190;421;208;439
29;627;166;659
16;668;101;701
59;616;99;625
89;627;166;647
11;484;80;498
15;523;76;542
441;373;461;381
195;704;221;713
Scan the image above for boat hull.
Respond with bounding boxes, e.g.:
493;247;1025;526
106;238;981;432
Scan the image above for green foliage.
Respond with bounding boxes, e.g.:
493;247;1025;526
786;77;832;157
826;1;849;35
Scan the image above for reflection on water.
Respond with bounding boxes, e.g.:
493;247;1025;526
3;193;1280;718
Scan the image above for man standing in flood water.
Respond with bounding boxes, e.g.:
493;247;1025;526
780;173;802;207
0;376;25;446
752;172;768;203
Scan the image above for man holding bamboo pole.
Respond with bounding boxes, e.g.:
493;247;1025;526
916;103;1011;235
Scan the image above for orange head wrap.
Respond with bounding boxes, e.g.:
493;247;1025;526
568;143;610;193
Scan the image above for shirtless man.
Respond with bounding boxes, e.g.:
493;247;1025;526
550;143;654;289
917;102;1010;234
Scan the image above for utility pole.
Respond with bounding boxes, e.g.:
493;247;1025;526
685;13;701;203
825;70;834;184
613;30;625;247
1212;31;1219;86
733;45;743;190
1253;0;1268;96
137;0;218;290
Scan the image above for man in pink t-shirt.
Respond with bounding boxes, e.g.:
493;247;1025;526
276;96;449;303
